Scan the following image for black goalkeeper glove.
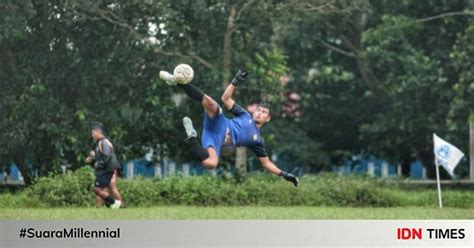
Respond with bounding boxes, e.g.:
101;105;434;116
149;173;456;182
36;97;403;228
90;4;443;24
231;66;249;86
279;171;299;187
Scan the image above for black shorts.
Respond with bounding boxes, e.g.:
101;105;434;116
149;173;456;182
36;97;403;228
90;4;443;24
95;171;114;188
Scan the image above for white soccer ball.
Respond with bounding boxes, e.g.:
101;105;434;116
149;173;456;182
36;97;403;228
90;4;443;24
173;64;194;84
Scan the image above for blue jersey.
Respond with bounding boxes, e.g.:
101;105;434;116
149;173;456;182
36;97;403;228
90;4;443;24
228;105;264;147
201;103;267;157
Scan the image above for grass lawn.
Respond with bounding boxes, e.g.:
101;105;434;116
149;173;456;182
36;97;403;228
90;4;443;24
1;206;473;220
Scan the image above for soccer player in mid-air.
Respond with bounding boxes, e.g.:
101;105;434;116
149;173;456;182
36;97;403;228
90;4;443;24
160;67;299;186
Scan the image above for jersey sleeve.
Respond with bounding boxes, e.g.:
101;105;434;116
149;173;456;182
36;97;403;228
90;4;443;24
250;142;268;158
100;139;113;156
97;138;113;166
230;103;248;117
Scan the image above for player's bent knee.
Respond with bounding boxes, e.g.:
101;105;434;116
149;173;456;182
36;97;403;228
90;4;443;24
202;96;218;112
202;159;218;169
202;95;215;104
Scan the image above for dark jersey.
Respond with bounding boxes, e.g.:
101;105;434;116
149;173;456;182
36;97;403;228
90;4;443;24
227;103;268;157
93;137;119;175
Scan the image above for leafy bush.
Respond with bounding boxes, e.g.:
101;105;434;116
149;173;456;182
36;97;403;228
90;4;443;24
1;170;473;208
0;193;44;208
24;167;95;207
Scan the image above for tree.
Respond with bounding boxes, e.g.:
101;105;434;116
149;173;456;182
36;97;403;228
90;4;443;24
447;20;474;177
272;0;473;177
0;0;290;183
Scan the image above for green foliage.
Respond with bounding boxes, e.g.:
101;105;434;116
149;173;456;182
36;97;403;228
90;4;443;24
266;119;328;169
447;21;474;177
2;171;473;208
275;0;472;178
0;0;293;180
0;193;44;208
361;15;450;164
0;0;473;181
240;49;288;105
358;12;471;177
299;61;367;163
23;167;95;207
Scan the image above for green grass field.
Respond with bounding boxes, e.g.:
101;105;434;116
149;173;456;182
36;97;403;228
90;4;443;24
1;206;472;220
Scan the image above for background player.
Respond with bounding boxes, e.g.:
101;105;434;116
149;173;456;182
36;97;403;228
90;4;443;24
85;122;123;208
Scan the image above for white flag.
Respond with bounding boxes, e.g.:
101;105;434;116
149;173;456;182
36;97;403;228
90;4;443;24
433;133;465;176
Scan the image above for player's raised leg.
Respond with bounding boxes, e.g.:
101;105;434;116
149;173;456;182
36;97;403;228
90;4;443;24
160;69;219;118
183;117;219;168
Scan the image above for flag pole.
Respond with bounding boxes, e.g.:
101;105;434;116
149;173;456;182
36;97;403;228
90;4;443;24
435;160;443;208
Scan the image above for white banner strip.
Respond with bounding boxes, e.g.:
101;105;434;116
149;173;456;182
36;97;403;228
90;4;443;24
0;220;472;247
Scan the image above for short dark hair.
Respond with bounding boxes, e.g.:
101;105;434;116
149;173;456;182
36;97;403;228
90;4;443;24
90;121;105;132
256;103;272;116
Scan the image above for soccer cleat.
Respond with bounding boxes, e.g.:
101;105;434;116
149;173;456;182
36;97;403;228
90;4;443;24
183;117;197;138
159;70;177;85
110;200;121;209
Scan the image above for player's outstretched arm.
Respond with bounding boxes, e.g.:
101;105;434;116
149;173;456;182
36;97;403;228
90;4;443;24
258;156;299;187
221;67;249;110
221;84;236;110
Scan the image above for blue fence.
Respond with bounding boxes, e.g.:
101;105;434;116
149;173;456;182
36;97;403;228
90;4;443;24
121;159;208;178
331;158;426;179
1;158;428;183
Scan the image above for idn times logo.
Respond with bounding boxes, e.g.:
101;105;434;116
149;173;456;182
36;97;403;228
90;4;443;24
397;228;465;240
